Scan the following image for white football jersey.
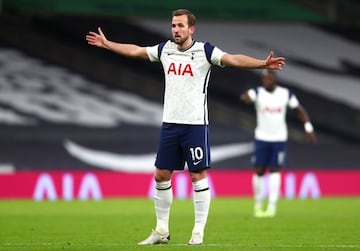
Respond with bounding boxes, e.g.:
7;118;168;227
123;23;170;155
147;40;226;125
247;86;299;141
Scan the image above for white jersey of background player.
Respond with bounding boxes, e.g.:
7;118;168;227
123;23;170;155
241;69;316;218
87;9;286;245
247;81;299;141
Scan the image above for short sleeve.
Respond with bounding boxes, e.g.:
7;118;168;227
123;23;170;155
247;89;257;102
146;45;160;62
211;47;227;67
288;93;299;108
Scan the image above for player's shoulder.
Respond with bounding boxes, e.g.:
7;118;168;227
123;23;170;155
185;41;212;52
194;41;209;46
195;41;220;51
275;85;291;94
162;40;175;49
258;86;289;96
163;40;212;50
274;86;297;100
257;86;266;93
159;40;179;56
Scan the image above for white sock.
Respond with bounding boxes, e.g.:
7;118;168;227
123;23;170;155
253;174;265;208
192;178;210;236
154;181;173;234
268;172;281;211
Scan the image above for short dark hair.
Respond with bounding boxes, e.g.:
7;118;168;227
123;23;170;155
172;9;196;27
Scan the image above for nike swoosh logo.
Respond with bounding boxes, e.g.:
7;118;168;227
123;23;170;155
64;139;254;173
193;160;203;166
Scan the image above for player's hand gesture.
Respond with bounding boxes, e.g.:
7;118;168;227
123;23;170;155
86;27;108;48
265;51;286;70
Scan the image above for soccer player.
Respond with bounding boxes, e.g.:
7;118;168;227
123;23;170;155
86;9;285;245
241;69;316;218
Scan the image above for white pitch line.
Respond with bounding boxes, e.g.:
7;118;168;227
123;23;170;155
1;242;360;249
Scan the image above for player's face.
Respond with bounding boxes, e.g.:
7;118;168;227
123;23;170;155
172;15;194;49
262;72;276;91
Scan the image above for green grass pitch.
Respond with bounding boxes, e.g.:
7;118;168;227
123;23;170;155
0;198;359;251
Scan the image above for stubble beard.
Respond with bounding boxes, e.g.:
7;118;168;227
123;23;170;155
174;34;189;46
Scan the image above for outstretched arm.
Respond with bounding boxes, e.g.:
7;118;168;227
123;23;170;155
293;105;317;143
221;51;285;70
86;27;149;60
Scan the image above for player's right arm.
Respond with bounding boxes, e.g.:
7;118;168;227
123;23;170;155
240;89;256;104
86;27;149;60
240;92;252;104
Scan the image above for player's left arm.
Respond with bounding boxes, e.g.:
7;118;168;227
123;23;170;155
221;51;285;70
293;105;317;143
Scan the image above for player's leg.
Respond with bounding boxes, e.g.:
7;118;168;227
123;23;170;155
188;169;210;245
252;140;269;217
264;167;281;217
138;123;184;245
138;168;173;245
253;166;266;217
184;125;211;245
263;141;287;217
153;168;173;235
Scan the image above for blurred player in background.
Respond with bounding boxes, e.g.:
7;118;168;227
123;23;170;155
86;9;285;245
241;69;316;218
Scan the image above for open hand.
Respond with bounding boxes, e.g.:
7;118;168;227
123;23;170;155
265;51;286;70
86;27;107;48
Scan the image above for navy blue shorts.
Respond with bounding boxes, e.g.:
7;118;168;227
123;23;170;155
155;123;211;172
252;140;287;167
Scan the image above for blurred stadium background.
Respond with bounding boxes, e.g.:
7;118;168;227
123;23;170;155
0;0;359;200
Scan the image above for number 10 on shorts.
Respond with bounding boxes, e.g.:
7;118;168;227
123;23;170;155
190;147;204;165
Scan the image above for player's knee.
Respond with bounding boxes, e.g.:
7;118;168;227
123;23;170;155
189;168;207;182
154;168;173;182
255;166;266;176
269;166;281;173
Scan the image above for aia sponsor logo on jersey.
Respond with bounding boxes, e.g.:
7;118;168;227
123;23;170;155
263;106;282;113
167;62;193;76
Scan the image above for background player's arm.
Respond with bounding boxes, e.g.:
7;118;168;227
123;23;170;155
240;92;253;104
293;105;317;143
221;51;285;70
86;27;148;60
